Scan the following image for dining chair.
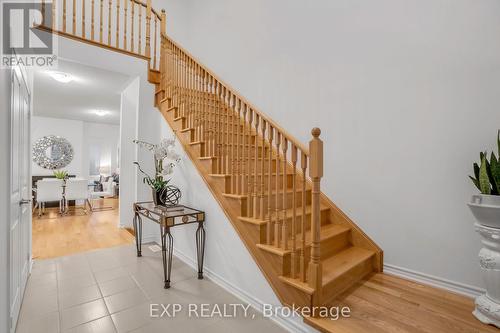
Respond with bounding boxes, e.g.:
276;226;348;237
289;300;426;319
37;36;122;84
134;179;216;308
65;179;91;214
34;179;64;217
89;178;116;211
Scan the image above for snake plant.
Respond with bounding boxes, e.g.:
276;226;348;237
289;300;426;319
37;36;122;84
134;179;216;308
470;131;500;195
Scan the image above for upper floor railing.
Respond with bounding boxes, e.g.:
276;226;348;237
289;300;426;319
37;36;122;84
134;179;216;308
39;0;163;70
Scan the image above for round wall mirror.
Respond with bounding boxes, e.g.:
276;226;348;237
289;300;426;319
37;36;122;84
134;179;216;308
33;135;74;170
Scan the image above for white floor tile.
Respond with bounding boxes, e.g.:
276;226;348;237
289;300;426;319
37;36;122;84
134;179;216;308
99;275;138;297
59;285;102;310
104;288;148;314
60;299;109;330
64;316;116;333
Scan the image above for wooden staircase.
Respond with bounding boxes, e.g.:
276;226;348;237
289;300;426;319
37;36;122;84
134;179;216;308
153;35;384;321
37;1;383;329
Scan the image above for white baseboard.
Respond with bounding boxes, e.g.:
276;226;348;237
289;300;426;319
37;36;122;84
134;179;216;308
160;243;317;333
384;263;484;298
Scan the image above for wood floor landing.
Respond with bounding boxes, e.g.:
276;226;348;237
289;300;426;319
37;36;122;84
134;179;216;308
305;273;495;333
32;198;133;259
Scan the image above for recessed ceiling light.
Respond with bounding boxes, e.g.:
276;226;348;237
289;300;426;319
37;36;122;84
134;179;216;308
93;110;109;117
47;71;74;83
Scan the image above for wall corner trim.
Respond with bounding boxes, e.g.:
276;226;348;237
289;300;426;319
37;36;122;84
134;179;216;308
384;263;484;299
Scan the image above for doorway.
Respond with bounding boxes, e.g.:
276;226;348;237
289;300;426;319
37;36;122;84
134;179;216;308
30;59;133;259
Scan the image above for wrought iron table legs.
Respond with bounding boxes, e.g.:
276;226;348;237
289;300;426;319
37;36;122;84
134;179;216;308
133;212;143;257
160;225;174;288
196;221;206;279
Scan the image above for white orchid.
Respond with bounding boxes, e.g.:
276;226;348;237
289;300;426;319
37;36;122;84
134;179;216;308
133;136;181;191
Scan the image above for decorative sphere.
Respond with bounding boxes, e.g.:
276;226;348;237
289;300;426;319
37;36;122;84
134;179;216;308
160;185;181;206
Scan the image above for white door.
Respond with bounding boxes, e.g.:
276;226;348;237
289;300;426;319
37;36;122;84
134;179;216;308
9;65;31;333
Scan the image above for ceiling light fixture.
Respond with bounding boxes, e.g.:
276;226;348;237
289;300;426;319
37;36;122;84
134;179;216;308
93;110;109;117
47;71;74;83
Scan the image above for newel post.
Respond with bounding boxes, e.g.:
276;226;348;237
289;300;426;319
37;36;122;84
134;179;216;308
308;127;323;307
145;0;152;60
161;9;167;37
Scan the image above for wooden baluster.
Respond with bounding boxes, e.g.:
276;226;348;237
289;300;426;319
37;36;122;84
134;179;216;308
130;0;134;52
153;16;157;69
259;121;266;220
91;0;95;40
266;126;274;245
220;86;226;174
246;109;254;216
274;132;281;248
219;84;224;174
300;151;307;282
82;0;86;37
108;0;112;45
241;105;248;195
291;145;298;278
138;5;142;53
123;0;127;48
281;138;288;250
115;0;120;47
63;0;67;32
253;115;259;217
52;0;56;30
145;0;151;59
230;94;236;193
214;81;220;173
225;88;231;177
203;72;209;155
72;0;76;34
41;0;45;27
235;99;241;194
99;0;103;42
308;128;323;303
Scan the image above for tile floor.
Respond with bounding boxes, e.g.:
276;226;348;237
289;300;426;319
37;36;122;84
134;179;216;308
16;244;288;333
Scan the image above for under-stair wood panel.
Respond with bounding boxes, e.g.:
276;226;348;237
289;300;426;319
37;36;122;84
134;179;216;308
156;31;383;315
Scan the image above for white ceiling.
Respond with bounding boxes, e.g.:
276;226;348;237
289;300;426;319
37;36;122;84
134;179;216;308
33;59;131;125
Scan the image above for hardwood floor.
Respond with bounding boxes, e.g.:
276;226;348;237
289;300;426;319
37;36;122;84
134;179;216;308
305;273;496;333
32;198;133;259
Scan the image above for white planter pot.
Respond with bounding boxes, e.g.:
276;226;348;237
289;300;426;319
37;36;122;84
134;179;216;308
468;194;500;327
468;194;500;228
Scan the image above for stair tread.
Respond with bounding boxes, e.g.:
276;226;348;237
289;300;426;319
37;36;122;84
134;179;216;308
238;203;329;225
256;224;350;256
321;247;375;285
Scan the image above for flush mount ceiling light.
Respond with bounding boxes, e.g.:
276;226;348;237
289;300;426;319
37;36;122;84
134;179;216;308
92;110;109;117
47;71;74;83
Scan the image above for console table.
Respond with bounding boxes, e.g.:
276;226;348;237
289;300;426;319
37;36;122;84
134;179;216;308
133;202;206;289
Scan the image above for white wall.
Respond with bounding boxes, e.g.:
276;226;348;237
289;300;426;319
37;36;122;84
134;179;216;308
162;0;500;290
31;116;120;179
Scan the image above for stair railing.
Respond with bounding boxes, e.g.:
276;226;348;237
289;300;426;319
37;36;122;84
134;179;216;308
38;0;163;70
159;29;324;296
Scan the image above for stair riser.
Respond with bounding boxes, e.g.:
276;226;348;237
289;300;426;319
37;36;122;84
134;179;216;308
322;256;374;305
223;174;294;192
256;209;330;234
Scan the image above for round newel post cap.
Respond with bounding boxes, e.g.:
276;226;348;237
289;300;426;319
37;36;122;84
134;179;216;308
311;127;321;138
162;9;165;13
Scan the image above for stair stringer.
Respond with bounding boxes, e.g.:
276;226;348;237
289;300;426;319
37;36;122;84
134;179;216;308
156;97;318;309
